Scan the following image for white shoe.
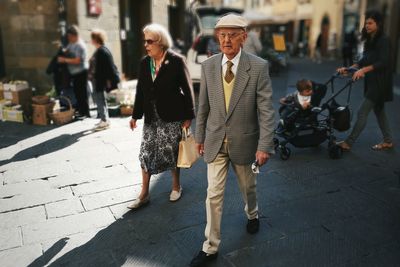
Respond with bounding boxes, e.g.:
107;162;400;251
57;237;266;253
127;196;150;209
169;187;182;202
95;120;103;126
94;120;110;131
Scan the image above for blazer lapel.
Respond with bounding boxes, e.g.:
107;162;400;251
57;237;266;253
211;54;227;116
153;51;171;84
226;52;250;120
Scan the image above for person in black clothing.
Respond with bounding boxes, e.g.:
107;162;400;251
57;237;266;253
89;29;120;130
128;23;195;209
337;10;394;151
342;29;358;67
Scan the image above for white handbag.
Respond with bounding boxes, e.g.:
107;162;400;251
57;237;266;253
177;128;200;168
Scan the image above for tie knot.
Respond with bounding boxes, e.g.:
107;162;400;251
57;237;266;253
227;61;233;70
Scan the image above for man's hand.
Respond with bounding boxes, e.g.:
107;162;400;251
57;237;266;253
196;143;204;156
129;119;137;131
57;56;66;63
255;150;270;166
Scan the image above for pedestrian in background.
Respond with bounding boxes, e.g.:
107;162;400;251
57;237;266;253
337;10;394;151
128;24;195;209
243;27;262;56
190;14;275;267
58;25;90;118
314;32;323;64
342;28;358;67
89;29;120;131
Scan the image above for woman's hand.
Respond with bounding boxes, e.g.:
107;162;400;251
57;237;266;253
129;119;137;131
182;120;191;129
336;67;348;75
352;68;365;81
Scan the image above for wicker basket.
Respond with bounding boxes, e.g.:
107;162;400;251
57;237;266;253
48;96;75;125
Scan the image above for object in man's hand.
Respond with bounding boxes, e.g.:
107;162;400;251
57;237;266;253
251;161;260;174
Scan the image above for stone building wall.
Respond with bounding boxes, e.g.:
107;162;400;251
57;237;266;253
0;0;60;92
72;0;122;74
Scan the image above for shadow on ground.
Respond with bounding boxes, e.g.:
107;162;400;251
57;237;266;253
0;130;94;166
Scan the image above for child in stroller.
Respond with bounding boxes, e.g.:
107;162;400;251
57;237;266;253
276;79;327;135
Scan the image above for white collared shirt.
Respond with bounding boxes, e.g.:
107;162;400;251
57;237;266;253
297;93;311;106
221;49;241;77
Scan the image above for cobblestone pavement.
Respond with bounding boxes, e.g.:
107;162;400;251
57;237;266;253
0;58;399;267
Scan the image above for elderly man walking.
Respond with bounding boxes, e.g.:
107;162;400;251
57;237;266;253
190;14;275;267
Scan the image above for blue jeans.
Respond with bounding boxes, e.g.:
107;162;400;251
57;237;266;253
93;90;109;122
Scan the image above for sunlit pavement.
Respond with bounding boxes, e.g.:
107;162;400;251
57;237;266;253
0;57;399;267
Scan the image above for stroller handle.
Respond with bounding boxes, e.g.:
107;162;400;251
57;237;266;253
328;67;359;84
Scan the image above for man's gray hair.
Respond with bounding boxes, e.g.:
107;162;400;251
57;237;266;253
143;23;173;50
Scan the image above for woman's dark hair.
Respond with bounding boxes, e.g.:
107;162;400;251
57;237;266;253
361;10;384;50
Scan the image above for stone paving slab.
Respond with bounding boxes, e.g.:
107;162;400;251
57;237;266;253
0;187;72;213
45;198;85;218
40;229;106;266
0;227;21;251
224;228;368;267
21;208;115;244
345;241;400;267
0;206;46;229
1;160;73;185
47;164;129;189
80;186;139;211
0;244;42;267
71;172;135;197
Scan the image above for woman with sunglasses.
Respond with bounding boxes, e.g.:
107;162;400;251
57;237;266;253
128;24;195;209
337;10;394;151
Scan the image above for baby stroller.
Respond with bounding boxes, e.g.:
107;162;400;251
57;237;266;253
273;68;356;160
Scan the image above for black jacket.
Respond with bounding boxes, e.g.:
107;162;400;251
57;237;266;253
358;35;393;104
132;50;195;124
92;46;119;92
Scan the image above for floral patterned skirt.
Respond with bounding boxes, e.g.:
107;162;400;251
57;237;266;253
139;105;182;175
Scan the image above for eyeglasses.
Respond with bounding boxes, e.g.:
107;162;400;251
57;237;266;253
218;31;243;40
144;39;156;45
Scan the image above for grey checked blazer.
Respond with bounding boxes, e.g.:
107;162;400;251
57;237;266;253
195;51;275;164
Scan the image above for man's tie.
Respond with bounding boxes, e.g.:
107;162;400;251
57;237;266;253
224;61;234;83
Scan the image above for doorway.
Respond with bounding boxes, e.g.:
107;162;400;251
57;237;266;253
0;26;5;78
119;0;151;79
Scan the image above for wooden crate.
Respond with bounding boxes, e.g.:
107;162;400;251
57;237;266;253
32;102;55;125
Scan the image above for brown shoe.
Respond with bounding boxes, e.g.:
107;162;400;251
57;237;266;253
371;142;394;151
337;141;351;151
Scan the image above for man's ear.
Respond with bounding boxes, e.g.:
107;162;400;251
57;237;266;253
242;31;248;43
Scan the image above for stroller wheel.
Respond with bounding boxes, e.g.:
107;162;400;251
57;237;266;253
328;144;343;159
279;146;291;160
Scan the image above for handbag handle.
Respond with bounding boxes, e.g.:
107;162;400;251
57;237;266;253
182;127;191;140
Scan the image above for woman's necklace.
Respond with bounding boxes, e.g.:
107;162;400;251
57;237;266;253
150;51;166;80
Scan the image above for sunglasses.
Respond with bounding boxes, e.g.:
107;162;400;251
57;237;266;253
144;39;156;45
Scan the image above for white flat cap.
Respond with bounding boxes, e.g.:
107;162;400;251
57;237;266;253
215;13;248;29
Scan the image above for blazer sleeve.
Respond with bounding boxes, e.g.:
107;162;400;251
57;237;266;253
256;61;275;154
195;63;210;144
177;56;195;120
132;62;145;119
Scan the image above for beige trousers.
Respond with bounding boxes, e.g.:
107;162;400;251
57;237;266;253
202;142;258;254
